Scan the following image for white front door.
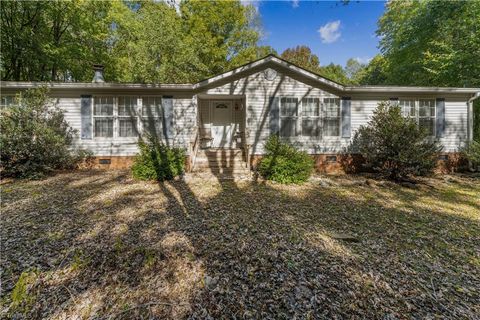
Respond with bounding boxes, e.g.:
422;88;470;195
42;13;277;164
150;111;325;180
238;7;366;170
211;101;233;148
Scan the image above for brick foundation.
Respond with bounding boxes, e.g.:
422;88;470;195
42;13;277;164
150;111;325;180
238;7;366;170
81;153;466;173
250;153;466;174
81;155;193;170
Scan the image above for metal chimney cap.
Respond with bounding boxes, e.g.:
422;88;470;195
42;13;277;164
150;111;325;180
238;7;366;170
92;64;105;83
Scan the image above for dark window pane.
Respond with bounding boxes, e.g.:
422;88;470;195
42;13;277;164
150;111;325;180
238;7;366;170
302;98;319;117
302;119;320;136
280;97;298;117
119;118;138;137
419;118;435;136
280;118;297;137
324;119;339;136
94;118;113;137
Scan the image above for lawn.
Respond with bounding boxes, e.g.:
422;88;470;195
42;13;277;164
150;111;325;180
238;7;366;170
1;171;479;319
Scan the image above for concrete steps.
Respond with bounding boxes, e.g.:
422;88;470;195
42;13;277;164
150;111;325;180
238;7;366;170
192;148;250;174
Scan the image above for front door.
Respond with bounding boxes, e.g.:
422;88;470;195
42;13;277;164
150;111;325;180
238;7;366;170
211;101;233;148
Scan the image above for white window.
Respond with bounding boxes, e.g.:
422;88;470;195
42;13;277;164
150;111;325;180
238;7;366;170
118;96;138;137
280;97;298;137
399;99;435;136
1;95;16;110
301;97;321;137
418;99;435;136
399;99;416;118
94;97;114;137
141;96;163;137
323;98;340;137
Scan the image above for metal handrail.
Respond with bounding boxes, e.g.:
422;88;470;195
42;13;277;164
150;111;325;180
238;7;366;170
189;128;200;172
242;129;251;171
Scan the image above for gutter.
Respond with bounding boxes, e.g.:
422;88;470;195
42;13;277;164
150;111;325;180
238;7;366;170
467;91;480;171
467;91;480;142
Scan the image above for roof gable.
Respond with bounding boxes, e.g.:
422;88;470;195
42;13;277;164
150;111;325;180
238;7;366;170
193;54;346;92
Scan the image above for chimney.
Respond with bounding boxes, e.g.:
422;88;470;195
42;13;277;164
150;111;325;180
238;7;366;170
92;64;105;83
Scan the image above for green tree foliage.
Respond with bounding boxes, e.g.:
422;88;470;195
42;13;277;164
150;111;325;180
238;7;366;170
259;135;314;184
358;55;389;85
280;45;351;84
132;136;185;181
462;140;480;170
349;102;442;180
0;0;112;81
281;45;321;73
0;87;90;178
364;0;480;87
319;63;350;85
345;58;367;85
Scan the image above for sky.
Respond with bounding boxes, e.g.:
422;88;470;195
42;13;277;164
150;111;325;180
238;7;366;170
246;0;387;67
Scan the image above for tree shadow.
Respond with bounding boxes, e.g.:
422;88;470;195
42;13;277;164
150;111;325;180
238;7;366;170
1;171;479;319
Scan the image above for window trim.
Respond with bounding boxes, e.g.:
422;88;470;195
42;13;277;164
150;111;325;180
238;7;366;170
0;95;17;110
93;96;115;138
92;95;141;140
397;98;436;137
301;97;322;137
323;97;341;137
279;96;299;138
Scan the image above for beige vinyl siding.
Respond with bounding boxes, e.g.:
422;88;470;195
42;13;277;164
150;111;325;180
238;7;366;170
53;94;196;156
203;68;470;155
204;69;345;154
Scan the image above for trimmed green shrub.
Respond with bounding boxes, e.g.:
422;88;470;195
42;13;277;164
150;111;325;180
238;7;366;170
131;136;185;181
462;140;480;170
0;87;91;179
349;102;443;180
259;135;314;184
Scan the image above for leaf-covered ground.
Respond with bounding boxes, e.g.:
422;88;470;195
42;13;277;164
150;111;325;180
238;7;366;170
1;171;479;319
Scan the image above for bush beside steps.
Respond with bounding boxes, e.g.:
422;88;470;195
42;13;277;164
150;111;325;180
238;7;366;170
131;136;185;181
258;135;314;184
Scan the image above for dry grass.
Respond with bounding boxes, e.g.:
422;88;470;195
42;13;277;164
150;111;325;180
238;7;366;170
1;170;479;319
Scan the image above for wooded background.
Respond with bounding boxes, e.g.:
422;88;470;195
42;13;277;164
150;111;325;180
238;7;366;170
1;0;479;138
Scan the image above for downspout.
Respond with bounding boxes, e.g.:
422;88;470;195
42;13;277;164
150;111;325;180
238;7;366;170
467;91;480;170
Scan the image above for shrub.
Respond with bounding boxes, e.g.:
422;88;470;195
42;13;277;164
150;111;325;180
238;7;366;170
462;140;480;170
0;87;90;179
349;102;442;180
258;135;314;184
131;136;185;181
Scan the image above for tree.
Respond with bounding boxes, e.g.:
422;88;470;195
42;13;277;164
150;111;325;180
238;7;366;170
281;45;321;73
319;63;349;84
369;0;480;87
345;58;366;85
349;102;442;180
0;1;112;81
280;46;352;84
0;87;90;178
357;55;388;85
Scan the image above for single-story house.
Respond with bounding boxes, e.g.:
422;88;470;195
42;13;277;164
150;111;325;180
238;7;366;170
1;55;479;173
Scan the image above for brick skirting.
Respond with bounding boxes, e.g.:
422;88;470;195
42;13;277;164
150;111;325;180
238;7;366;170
83;153;467;173
250;153;467;174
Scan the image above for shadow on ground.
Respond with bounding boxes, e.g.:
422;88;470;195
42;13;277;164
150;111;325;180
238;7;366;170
1;170;479;319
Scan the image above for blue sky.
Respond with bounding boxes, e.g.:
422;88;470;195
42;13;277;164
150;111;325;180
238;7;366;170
247;0;386;67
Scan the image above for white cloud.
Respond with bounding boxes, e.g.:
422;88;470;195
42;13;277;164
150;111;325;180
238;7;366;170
318;20;341;44
291;0;299;8
354;56;372;64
